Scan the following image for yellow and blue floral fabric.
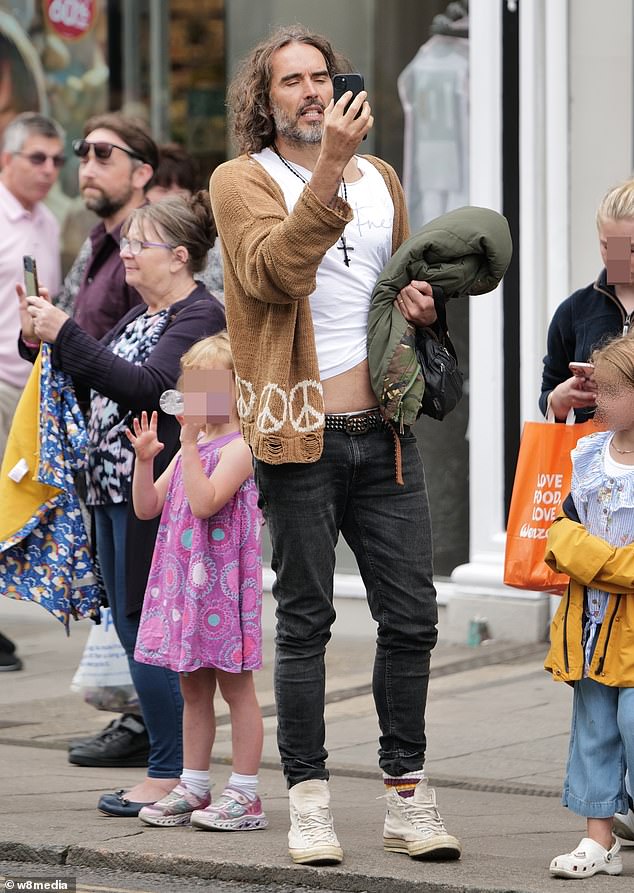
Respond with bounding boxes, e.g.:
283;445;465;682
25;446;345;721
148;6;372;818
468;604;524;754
0;344;101;631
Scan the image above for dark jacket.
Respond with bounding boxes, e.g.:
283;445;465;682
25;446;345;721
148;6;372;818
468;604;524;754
49;284;225;614
539;270;630;421
72;219;144;340
367;205;513;426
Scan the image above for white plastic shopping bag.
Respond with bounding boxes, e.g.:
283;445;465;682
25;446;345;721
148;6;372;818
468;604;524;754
70;606;139;712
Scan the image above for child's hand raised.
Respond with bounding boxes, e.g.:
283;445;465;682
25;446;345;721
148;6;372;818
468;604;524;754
177;415;204;445
126;411;165;461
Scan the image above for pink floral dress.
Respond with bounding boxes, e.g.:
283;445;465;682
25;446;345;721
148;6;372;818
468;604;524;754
135;432;263;673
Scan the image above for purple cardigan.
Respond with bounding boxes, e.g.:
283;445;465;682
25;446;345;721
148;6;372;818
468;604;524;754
50;283;226;614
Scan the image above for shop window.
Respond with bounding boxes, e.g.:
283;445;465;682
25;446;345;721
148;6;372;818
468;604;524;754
0;1;226;268
108;0;226;189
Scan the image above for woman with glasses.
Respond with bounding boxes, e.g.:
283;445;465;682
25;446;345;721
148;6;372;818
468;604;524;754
18;192;225;816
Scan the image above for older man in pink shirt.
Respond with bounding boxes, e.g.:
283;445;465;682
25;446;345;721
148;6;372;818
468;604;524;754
0;111;64;461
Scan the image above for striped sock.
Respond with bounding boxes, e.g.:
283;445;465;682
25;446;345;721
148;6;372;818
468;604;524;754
383;769;425;799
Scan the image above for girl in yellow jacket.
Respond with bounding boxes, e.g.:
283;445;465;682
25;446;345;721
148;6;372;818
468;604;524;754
545;332;634;879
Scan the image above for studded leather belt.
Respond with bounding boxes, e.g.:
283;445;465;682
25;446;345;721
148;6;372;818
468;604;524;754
323;407;387;435
324;408;407;485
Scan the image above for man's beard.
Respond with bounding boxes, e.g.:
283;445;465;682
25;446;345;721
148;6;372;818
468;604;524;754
82;184;134;219
271;100;323;145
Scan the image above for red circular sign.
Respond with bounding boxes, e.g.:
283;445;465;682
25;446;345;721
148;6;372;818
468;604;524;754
46;0;96;41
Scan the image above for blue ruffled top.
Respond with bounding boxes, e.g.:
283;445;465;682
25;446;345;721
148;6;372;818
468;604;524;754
571;430;634;671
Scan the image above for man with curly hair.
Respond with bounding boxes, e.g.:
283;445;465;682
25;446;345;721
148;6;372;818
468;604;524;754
210;25;460;867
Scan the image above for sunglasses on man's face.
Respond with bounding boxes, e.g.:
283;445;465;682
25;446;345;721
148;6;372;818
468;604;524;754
16;151;66;169
72;139;145;163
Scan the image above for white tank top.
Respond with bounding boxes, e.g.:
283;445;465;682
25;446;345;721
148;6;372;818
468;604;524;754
253;147;394;380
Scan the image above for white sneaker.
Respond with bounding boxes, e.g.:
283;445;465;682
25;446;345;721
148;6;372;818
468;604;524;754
383;778;462;860
550;836;622;878
288;779;343;865
614;808;634;845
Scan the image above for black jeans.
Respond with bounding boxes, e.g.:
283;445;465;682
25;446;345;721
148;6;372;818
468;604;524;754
254;427;438;787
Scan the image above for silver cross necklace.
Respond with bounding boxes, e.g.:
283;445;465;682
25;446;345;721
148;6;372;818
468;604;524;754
272;145;354;267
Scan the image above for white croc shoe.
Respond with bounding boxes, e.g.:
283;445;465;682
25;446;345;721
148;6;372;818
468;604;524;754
614;807;634;845
549;836;622;879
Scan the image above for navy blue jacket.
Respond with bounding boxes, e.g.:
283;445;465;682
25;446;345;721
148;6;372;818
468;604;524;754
539;270;632;422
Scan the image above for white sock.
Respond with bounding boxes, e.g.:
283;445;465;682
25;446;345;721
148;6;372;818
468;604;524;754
228;771;259;800
382;769;425;781
180;768;210;798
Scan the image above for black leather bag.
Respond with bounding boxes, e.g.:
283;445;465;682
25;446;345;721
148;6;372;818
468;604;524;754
415;290;464;421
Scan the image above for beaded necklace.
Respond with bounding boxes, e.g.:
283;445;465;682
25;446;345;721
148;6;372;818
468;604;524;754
272;145;354;267
611;439;634;455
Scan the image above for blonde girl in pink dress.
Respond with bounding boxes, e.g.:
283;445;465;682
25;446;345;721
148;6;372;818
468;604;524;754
127;332;267;831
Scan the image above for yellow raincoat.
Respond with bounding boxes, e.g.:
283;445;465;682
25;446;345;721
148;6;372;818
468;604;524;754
544;516;634;686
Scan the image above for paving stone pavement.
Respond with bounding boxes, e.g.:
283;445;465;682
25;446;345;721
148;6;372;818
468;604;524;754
1;593;632;892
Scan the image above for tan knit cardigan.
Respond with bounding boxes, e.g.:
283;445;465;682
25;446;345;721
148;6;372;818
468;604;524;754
209;153;409;464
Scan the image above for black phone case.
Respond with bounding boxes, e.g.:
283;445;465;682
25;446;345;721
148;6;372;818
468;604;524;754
333;73;365;113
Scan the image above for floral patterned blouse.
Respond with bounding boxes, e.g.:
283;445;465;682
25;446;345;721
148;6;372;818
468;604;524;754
86;307;169;505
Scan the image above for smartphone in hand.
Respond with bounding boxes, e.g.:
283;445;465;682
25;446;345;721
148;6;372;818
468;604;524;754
23;255;40;297
569;361;595;380
332;73;365;116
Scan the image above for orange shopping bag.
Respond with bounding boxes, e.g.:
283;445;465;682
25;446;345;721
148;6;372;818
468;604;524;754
504;416;595;593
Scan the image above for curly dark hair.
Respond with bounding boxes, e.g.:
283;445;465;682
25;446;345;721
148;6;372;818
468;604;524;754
227;25;351;155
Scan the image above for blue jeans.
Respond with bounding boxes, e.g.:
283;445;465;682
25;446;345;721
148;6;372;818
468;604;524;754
563;676;634;817
255;427;438;787
94;503;183;778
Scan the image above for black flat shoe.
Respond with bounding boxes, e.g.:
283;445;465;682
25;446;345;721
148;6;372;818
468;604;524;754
0;632;22;671
98;789;155;817
68;717;120;751
69;714;149;767
0;651;22;672
0;631;17;653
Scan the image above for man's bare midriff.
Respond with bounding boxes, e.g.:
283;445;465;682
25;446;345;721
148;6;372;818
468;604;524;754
322;358;377;413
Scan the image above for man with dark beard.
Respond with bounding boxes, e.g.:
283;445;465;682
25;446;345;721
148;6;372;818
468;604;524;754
66;114;158;339
61;115;158;769
210;25;460;868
